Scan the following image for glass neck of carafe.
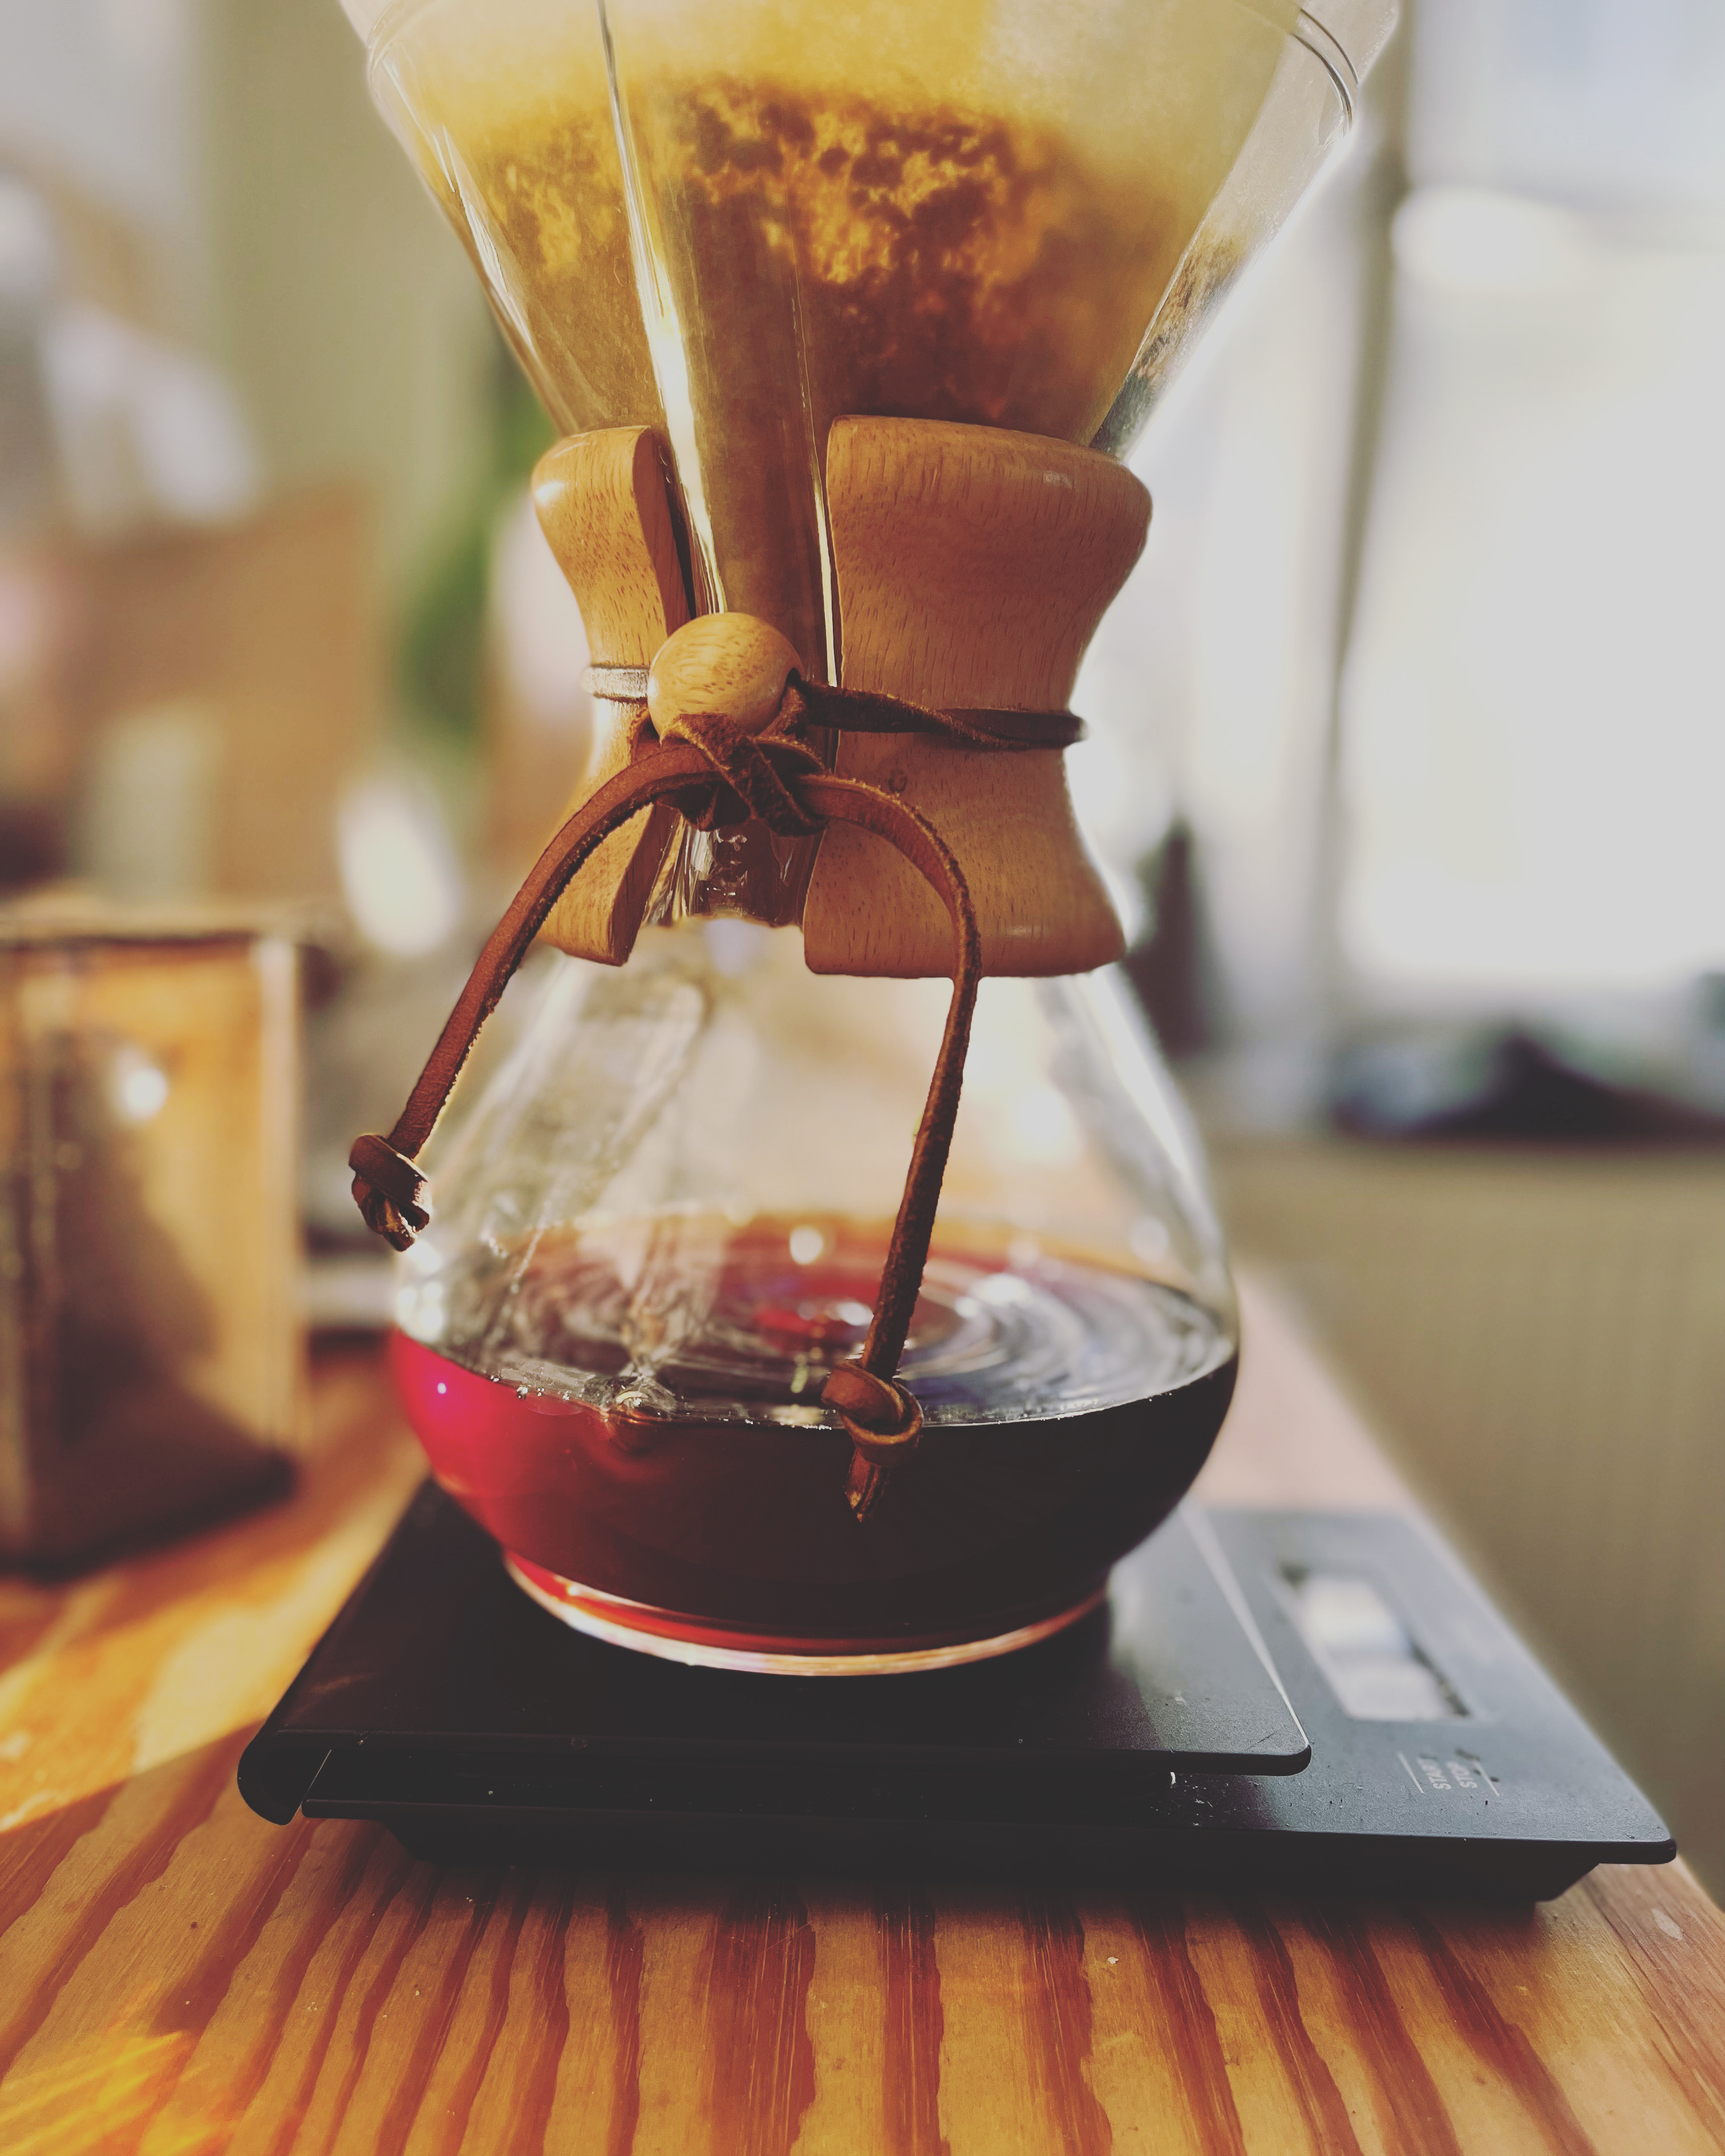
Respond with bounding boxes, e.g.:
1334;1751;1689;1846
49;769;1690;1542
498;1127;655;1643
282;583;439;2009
645;801;820;932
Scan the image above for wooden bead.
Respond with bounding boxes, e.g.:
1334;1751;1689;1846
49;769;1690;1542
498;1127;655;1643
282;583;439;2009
647;614;802;738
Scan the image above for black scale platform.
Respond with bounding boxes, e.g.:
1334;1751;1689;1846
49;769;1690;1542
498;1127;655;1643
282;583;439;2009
241;1487;1673;1900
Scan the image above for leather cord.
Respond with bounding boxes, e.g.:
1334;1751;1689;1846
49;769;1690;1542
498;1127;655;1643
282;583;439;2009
585;664;1086;749
351;671;987;1519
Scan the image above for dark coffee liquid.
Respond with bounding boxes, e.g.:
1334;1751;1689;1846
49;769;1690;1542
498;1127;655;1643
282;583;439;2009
396;1218;1235;1647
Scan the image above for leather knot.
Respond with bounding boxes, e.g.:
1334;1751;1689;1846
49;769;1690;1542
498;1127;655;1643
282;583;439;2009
823;1357;924;1525
349;1133;430;1252
661;712;825;838
821;1358;922;1449
824;1359;924;1525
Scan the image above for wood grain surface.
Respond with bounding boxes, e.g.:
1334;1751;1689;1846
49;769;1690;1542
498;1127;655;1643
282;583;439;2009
2;1282;1722;2155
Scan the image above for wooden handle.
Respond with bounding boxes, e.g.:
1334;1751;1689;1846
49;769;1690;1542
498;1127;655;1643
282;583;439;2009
823;417;1150;711
804;419;1145;980
531;428;691;963
526;419;1145;979
533;428;689;663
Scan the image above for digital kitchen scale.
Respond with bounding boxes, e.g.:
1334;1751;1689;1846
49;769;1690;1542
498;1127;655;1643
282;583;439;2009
240;1486;1674;1900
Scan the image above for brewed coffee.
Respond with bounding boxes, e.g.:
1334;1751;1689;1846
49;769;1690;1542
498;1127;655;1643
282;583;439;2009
397;1217;1235;1660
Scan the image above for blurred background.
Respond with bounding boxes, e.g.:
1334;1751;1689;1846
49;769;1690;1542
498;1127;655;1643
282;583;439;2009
1;0;1720;1891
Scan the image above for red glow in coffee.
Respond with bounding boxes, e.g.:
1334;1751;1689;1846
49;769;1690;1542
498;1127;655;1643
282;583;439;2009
395;1217;1233;1665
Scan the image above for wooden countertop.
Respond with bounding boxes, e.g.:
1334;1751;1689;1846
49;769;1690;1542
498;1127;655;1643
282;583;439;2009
2;1279;1722;2154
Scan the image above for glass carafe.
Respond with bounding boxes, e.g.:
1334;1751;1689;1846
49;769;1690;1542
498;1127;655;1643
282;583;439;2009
338;0;1395;1668
394;923;1235;1668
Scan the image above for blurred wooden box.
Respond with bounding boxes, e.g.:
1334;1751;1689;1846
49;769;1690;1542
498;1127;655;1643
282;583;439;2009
0;903;303;1569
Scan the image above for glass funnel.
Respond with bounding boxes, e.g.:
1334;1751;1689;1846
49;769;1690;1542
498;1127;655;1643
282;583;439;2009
393;924;1236;1668
352;0;1392;676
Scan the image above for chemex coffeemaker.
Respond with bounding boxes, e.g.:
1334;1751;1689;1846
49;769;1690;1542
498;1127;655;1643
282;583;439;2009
339;0;1394;1671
